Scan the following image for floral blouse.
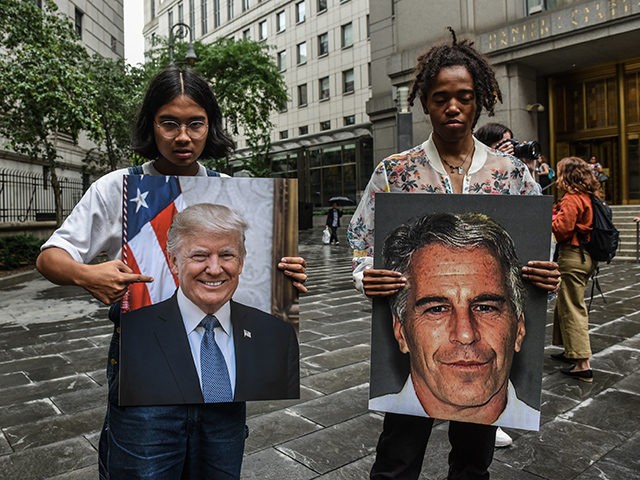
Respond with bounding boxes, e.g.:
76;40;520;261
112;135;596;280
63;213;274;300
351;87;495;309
347;135;540;284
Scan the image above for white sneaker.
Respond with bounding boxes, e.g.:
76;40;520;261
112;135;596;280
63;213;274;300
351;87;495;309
494;427;513;448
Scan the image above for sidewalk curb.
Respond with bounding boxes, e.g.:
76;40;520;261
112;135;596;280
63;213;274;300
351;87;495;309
0;269;42;288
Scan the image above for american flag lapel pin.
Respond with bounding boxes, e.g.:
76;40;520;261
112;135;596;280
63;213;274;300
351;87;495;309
244;329;252;338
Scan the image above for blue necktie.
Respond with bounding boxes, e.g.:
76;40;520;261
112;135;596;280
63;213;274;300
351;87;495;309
200;314;233;402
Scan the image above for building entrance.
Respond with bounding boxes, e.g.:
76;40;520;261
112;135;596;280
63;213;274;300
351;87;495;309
569;138;617;202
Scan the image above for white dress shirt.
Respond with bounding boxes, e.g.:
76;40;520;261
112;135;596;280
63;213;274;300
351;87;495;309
369;375;540;431
176;288;236;396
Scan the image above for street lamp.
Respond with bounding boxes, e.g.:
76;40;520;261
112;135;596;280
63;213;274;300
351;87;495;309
168;22;197;66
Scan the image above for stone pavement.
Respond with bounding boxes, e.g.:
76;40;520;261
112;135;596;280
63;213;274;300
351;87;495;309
0;225;639;480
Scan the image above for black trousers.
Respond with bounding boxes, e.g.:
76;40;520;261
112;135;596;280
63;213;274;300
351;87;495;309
370;413;497;480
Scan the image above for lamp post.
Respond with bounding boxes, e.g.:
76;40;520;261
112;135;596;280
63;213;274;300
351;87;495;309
168;22;197;66
395;85;413;152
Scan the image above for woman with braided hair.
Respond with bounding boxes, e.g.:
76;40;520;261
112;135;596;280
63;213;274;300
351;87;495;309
348;28;560;479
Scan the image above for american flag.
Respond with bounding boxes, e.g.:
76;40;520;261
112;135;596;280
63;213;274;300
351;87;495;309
121;175;186;313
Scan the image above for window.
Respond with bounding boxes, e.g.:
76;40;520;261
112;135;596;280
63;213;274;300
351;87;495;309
317;0;327;13
74;7;83;38
277;50;286;71
341;22;353;48
243;28;251;40
228;0;234;19
320;120;331;131
299;125;309;135
168;10;174;29
110;35;117;53
150;0;155;18
366;14;370;38
242;0;250;12
213;0;220;27
344;115;355;126
178;3;184;23
259;20;267;40
201;0;207;34
318;32;329;56
343;68;354;94
296;42;307;65
319;76;330;100
276;11;286;32
295;1;306;23
298;84;308;107
279;130;289;140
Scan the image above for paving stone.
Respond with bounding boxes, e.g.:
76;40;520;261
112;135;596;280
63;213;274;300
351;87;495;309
489;460;550;480
61;347;108;372
592;345;640;376
541;369;623;402
0;374;98;407
563;389;640;437
245;409;323;455
0;399;59;429
247;386;323;418
31;338;97;356
241;448;317;480
84;430;101;451
600;430;640;471
611;370;640;395
493;419;625;479
50;385;106;414
0;431;12;456
314;454;373;479
26;362;86;383
302;344;370;373
300;343;327;359
0;354;70;376
307;330;372;352
289;385;369;427
301;362;370;395
38;325;113;343
46;464;98;480
0;437;96;480
591;316;640;339
276;413;382;474
86;369;107;386
4;406;105;451
0;371;31;388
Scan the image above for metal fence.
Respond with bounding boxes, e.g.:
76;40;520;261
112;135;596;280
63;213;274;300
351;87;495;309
0;169;84;223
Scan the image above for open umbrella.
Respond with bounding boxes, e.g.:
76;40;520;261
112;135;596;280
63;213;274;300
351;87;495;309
328;196;356;206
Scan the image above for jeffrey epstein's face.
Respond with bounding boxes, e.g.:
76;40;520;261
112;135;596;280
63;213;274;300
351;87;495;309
393;243;525;421
169;232;244;314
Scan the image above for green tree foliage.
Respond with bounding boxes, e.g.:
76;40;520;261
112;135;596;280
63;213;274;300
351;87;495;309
84;57;148;174
0;0;100;225
146;37;288;176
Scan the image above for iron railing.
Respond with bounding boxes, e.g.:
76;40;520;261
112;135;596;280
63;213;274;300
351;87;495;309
0;169;84;223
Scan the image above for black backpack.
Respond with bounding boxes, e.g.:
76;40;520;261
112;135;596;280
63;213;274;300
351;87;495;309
580;195;619;264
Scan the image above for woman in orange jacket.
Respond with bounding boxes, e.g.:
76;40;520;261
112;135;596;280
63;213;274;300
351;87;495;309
551;157;601;382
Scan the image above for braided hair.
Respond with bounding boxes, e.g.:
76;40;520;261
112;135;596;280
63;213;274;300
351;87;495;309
408;27;502;127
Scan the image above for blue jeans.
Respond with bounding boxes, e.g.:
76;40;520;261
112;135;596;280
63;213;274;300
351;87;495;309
99;327;246;479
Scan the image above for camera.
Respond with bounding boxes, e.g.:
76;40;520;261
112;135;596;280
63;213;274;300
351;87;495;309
499;139;541;161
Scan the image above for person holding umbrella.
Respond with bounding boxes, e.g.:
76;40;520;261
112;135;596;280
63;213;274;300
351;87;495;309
326;200;344;245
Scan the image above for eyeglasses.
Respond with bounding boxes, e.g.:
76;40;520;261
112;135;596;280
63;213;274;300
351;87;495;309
155;120;209;140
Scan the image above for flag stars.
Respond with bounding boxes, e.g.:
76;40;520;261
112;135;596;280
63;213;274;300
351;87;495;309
131;188;149;213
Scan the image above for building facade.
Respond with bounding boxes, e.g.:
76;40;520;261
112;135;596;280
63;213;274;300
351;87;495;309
368;0;640;205
0;0;124;226
143;0;373;207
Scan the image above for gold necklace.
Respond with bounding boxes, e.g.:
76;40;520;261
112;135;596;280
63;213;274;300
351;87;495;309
441;148;473;175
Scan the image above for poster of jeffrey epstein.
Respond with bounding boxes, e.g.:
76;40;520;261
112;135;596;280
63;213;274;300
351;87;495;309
118;175;300;406
369;193;553;431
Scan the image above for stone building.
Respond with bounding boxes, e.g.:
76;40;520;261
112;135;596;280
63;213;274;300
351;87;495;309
368;0;640;205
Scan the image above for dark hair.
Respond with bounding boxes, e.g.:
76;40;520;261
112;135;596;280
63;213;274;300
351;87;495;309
408;27;502;127
132;67;235;160
475;122;513;148
557;157;601;195
383;212;524;323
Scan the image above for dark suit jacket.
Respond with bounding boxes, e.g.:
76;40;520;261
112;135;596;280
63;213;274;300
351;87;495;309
119;293;299;406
